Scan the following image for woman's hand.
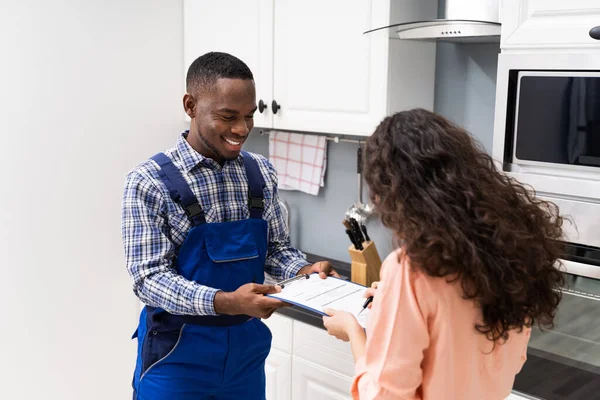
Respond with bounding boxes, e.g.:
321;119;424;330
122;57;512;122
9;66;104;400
364;281;379;308
322;308;363;342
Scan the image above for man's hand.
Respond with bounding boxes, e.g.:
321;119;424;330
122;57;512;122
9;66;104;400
213;283;288;319
297;261;340;279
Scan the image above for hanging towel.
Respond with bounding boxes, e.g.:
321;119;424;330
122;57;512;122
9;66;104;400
268;131;328;196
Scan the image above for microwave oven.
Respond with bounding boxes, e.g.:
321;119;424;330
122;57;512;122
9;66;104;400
511;70;600;172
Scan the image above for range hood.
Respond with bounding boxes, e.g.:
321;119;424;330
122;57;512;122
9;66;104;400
365;0;501;44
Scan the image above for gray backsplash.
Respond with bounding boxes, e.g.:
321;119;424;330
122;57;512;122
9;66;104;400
434;42;500;153
244;41;500;264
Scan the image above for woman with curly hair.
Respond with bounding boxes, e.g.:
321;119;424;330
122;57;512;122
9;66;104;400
323;108;565;400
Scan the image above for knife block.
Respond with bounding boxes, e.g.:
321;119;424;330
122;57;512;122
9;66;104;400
348;240;382;287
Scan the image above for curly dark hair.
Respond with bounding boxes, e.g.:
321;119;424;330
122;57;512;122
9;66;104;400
364;108;565;342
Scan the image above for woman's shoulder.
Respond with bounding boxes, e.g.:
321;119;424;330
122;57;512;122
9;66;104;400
381;248;422;279
381;248;428;290
381;248;450;301
382;248;403;267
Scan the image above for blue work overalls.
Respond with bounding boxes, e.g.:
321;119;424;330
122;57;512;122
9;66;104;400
131;151;272;400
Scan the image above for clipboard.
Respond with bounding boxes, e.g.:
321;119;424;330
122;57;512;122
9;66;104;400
267;273;370;328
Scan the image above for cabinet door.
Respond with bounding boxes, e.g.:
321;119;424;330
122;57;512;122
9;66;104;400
183;0;274;127
291;356;353;400
272;0;390;136
292;317;354;377
266;348;292;400
263;313;293;353
501;0;600;51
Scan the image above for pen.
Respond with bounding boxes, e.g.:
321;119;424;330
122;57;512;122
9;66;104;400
358;296;373;315
277;273;310;289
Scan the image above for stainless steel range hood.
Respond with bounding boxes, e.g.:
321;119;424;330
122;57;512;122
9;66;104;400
365;0;501;44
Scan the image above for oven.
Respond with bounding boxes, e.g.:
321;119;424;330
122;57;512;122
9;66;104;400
494;53;600;400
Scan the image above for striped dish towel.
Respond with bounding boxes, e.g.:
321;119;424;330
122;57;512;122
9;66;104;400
268;131;328;196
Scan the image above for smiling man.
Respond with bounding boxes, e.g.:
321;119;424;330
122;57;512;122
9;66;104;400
122;52;338;400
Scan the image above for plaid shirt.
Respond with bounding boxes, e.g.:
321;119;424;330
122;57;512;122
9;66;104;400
121;132;309;316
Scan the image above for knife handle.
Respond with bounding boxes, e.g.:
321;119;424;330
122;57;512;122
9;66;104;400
360;224;370;242
349;218;364;243
345;229;359;250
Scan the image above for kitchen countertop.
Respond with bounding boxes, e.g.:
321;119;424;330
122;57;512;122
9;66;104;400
273;252;352;330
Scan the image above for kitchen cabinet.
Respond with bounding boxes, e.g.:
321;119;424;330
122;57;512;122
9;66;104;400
500;0;600;52
182;0;273;128
291;357;353;400
292;316;355;378
263;313;354;400
265;348;292;400
183;0;437;136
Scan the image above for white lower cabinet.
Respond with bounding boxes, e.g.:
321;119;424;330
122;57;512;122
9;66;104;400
264;313;353;400
265;348;292;400
292;316;355;378
291;357;353;400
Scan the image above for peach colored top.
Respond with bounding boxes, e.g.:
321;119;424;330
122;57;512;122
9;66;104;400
351;250;531;400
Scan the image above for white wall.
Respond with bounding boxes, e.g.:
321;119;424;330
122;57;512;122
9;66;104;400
0;1;186;398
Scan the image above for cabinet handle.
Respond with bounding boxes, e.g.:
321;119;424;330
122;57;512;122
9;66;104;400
258;99;267;114
271;100;281;114
590;26;600;40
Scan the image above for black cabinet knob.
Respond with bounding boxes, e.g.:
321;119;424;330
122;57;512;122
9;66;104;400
271;100;281;114
258;99;267;113
590;26;600;40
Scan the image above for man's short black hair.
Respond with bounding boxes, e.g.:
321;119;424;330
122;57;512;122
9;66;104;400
186;52;254;93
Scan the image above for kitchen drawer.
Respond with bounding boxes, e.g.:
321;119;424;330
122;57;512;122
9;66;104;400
263;313;293;353
292;319;355;378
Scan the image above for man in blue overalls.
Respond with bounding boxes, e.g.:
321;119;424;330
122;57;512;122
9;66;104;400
121;52;338;400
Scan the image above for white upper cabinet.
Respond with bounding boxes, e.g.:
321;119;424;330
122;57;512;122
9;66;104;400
184;0;437;136
271;0;388;135
501;0;600;52
183;0;274;127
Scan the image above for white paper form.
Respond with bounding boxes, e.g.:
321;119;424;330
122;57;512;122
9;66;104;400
267;273;370;328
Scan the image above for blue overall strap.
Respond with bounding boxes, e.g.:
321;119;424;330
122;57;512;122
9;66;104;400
241;151;266;220
151;152;206;226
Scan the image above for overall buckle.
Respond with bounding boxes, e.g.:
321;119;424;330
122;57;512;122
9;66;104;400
184;203;204;217
248;197;264;210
